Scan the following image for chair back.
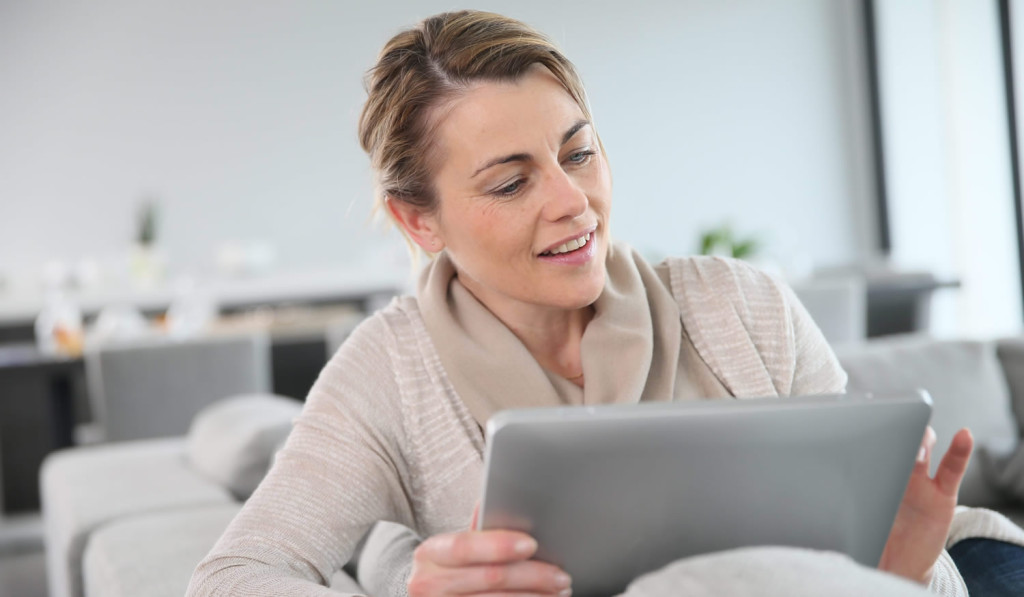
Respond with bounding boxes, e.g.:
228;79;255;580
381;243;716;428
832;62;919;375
790;275;867;346
85;333;271;442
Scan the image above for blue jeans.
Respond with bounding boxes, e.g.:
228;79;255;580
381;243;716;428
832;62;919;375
948;538;1024;596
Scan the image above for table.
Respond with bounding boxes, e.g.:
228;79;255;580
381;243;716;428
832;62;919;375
0;297;388;514
866;277;961;337
0;266;409;329
0;343;81;512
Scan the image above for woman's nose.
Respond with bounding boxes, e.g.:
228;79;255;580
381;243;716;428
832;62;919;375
541;169;588;222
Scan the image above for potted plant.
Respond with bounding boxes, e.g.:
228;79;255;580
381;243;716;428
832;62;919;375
131;198;165;283
699;223;761;260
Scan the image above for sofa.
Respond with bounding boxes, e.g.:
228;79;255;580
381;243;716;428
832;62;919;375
40;334;1024;597
39;393;371;597
836;335;1024;524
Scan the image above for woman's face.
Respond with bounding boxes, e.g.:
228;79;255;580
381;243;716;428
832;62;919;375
416;66;612;316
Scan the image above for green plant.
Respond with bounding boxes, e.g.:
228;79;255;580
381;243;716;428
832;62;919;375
698;223;760;259
136;200;158;247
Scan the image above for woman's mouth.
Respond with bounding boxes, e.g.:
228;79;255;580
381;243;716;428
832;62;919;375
537;230;598;266
539;232;592;257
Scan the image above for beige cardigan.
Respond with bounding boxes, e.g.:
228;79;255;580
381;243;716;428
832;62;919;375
187;254;1017;597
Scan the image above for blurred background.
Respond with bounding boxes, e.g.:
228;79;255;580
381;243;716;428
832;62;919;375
5;0;1024;595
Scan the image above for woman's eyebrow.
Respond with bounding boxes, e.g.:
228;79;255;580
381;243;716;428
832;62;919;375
472;153;531;178
471;120;592;179
560;119;590;145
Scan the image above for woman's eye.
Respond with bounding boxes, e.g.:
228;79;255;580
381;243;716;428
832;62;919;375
566;149;596;165
493;179;524;197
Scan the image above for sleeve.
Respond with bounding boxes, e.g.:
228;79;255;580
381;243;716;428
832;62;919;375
938;504;1024;595
947;505;1024;548
926;551;968;597
185;316;416;596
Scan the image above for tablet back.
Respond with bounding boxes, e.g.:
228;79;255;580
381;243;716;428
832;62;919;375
479;392;931;597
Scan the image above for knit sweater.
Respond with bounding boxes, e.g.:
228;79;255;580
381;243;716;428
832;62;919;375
187;253;1022;597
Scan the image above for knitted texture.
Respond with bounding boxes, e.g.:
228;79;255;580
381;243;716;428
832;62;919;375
187;255;1002;596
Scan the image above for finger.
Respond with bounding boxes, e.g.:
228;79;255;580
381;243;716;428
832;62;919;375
934;428;974;496
416;530;538;567
916;426;937;467
471;502;480;531
439;560;571;595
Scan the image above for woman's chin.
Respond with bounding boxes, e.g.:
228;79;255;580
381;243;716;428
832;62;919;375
545;275;606;311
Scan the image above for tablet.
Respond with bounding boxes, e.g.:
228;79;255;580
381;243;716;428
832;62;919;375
478;391;931;596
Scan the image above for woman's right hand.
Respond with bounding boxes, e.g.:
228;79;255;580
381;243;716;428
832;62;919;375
407;529;572;596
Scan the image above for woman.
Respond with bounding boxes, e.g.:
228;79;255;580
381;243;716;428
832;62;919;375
187;11;1024;597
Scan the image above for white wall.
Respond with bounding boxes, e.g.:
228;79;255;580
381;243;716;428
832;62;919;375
0;0;874;285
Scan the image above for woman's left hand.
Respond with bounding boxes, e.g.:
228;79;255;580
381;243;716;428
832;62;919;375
878;426;974;585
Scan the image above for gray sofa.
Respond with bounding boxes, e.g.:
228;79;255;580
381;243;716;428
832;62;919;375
40;335;1024;597
38;393;371;597
836;335;1024;524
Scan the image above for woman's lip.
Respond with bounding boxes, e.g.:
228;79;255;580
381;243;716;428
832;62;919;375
538;226;598;256
537;230;598;266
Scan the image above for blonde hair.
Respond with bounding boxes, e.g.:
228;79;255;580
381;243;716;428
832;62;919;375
358;11;593;248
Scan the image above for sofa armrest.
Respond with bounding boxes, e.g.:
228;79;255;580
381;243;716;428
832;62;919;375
354;521;420;596
41;438;232;597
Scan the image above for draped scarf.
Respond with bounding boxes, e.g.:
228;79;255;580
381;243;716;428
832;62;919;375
417;242;701;428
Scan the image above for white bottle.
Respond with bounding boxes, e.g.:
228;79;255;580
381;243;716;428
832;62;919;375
34;290;84;356
165;276;217;338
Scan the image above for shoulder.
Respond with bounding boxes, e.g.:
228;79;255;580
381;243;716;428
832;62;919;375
661;255;790;318
312;296;428;420
660;255;843;397
329;295;424;367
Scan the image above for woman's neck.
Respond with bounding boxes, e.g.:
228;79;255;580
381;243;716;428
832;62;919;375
508;305;594;387
457;276;594;386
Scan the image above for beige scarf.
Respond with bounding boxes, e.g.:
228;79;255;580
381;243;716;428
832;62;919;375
418;242;707;428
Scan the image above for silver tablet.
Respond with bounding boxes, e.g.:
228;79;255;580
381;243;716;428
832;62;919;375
478;391;931;596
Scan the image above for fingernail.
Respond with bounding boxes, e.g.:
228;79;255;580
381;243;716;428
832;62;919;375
514;537;537;555
430;534;453;554
917;446;926;463
555;572;572;588
559;589;573;597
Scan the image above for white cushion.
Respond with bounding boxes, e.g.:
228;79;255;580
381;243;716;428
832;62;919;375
621;546;931;597
186;394;302;500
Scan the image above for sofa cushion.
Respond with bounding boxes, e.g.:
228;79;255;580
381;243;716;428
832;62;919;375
41;438;233;597
82;501;366;597
83;503;243;597
186;394;302;501
836;337;1018;508
995;337;1024;433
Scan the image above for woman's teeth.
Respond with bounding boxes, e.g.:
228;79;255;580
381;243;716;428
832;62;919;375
542;232;591;256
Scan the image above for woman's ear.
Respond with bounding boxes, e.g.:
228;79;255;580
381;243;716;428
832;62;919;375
386;196;445;253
